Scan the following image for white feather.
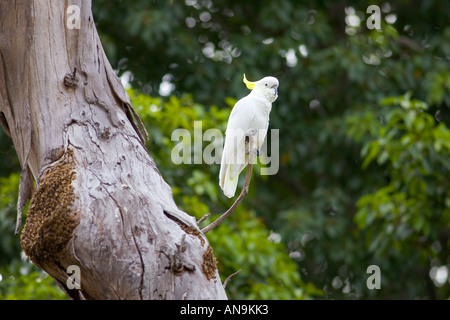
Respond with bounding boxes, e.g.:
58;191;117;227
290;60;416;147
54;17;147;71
219;76;279;198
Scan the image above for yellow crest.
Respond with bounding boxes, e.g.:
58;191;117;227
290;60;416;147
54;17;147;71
243;74;256;90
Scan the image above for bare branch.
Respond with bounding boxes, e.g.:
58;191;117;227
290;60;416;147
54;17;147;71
197;213;210;225
223;269;241;288
201;131;256;234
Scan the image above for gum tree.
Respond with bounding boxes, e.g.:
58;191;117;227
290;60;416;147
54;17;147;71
0;1;226;299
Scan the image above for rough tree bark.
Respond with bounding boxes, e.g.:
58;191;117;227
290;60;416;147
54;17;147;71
0;1;227;299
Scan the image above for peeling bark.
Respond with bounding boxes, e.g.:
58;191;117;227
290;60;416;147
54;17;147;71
0;0;227;300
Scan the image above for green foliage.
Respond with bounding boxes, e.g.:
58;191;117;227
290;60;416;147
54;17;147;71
207;208;312;300
0;172;67;299
0;130;20;178
0;261;67;300
356;93;450;240
355;93;450;260
348;94;450;298
0;173;21;265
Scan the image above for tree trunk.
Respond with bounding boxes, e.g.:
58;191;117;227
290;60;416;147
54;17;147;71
0;0;227;300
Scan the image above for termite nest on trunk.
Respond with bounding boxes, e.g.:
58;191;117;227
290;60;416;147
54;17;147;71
202;246;217;280
21;149;79;268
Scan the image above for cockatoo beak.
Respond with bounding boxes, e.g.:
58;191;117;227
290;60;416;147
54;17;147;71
243;74;255;90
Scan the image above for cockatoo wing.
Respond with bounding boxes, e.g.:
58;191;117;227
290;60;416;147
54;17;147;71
219;96;255;198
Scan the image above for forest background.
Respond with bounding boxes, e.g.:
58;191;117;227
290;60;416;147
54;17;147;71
0;0;449;299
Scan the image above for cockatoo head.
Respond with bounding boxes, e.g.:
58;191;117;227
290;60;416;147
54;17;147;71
243;74;279;103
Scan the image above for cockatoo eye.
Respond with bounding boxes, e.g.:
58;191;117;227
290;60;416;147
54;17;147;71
265;83;268;87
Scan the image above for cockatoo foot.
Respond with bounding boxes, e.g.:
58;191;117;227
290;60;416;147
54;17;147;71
245;129;257;144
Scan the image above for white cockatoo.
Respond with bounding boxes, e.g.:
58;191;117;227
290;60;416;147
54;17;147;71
219;74;279;198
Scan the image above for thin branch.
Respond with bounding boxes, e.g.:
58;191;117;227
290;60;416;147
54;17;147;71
398;36;425;53
223;269;241;288
196;213;210;225
201;132;256;234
